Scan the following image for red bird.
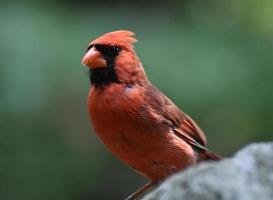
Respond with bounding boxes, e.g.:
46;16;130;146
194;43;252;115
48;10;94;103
82;30;221;199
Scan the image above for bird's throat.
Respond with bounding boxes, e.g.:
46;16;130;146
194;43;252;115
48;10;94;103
89;67;119;88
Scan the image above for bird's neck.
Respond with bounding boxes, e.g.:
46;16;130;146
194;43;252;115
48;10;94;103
89;66;120;89
89;64;148;89
114;56;149;86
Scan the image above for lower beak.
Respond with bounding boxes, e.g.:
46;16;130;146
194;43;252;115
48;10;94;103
81;47;107;69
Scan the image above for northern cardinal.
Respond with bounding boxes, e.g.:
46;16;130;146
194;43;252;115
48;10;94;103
81;30;221;199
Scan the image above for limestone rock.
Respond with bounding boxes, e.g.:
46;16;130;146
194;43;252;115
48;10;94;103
142;142;273;200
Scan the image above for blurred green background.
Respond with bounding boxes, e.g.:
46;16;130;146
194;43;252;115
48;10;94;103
1;0;273;199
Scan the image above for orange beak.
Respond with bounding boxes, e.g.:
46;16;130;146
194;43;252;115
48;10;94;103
81;47;107;69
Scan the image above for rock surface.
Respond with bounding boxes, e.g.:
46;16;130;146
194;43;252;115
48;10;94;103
141;142;273;200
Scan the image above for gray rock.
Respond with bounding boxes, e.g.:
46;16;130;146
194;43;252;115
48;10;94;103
141;142;273;200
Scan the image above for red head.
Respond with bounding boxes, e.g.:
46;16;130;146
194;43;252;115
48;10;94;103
82;30;147;88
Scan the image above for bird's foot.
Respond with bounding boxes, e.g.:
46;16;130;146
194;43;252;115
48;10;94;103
125;182;158;200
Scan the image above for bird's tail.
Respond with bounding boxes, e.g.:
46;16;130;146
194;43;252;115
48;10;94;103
198;150;222;161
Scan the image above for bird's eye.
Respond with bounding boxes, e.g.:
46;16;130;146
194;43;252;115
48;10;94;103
110;46;120;53
94;44;121;57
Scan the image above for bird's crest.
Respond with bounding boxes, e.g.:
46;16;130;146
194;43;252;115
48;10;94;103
89;30;137;50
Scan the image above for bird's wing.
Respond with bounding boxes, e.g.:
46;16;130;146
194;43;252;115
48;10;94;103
145;85;208;151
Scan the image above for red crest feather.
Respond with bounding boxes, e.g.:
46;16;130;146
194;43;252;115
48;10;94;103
89;30;137;50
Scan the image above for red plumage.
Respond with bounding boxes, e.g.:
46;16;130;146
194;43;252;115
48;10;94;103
82;30;221;198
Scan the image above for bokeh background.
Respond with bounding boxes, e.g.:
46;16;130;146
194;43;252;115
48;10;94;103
1;0;273;199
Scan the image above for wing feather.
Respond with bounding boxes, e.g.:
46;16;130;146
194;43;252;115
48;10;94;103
145;85;207;151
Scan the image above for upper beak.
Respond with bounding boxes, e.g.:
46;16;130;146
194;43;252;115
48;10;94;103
81;47;107;69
